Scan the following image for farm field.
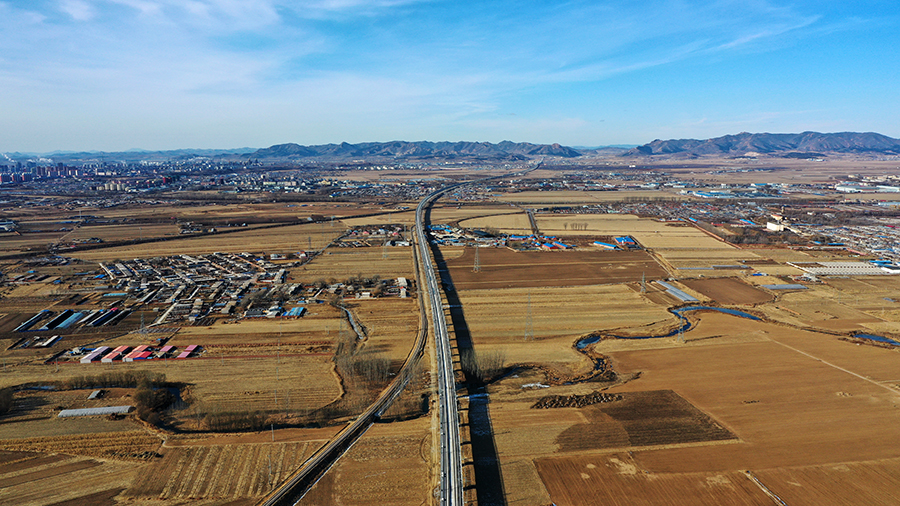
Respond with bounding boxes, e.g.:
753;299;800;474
0;450;143;506
477;310;900;505
457;212;531;234
0;352;342;423
679;277;774;305
455;284;672;370
534;453;771;506
443;247;668;290
68;222;346;261
301;417;433;505
492;190;687;204
342;204;519;228
292;246;415;282
124;440;318;502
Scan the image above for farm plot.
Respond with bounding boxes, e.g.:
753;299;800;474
457;212;532;234
762;286;886;331
64;223;180;243
125;441;316;501
457;284;671;348
157;355;342;418
292;246;415;282
493;190;685;204
604;313;900;473
69;222;345;262
679;278;774;305
174;303;346;343
754;458;900;506
534;453;771;506
444;247;668;290
509;311;900;504
0;452;142;506
300;417;432;505
349;298;422;363
553;390;736;452
0;431;161;460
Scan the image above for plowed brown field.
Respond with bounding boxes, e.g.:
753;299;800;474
535;453;772;506
444;248;668;290
680;277;774;305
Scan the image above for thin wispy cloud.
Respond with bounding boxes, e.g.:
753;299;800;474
0;0;896;151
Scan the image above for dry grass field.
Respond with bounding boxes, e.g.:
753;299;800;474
124;441;318;501
291;246;415;282
535;453;772;506
479;309;900;505
0;450;143;506
68;222;346;262
300;417;433;505
493;190;687;204
0;431;161;459
0;352;342;420
658;158;900;185
444;247;668;290
342;204;521;228
457;212;532;233
584;313;900;498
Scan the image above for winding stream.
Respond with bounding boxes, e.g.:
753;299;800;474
576;306;760;349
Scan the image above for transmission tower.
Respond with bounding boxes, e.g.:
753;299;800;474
383;240;389;259
524;293;534;340
641;271;646;293
473;244;481;272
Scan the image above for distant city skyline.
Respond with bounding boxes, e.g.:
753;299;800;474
1;1;898;152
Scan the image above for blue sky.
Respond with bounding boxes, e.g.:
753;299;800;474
1;0;898;151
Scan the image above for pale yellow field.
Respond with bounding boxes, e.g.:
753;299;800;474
69;222;345;261
458;212;531;233
301;417;434;505
341;211;416;227
64;223;181;243
342;205;521;228
456;284;672;369
350;298;422;363
0;353;341;416
493;190;686;204
0;454;143;506
293;246;415;282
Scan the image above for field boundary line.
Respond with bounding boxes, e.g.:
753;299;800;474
766;338;900;395
744;470;788;505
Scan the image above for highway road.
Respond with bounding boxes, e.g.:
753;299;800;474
258;183;463;506
258;201;437;506
415;184;465;506
259;174;527;505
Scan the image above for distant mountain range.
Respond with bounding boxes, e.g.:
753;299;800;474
7;132;900;163
249;140;582;160
627;131;900;157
